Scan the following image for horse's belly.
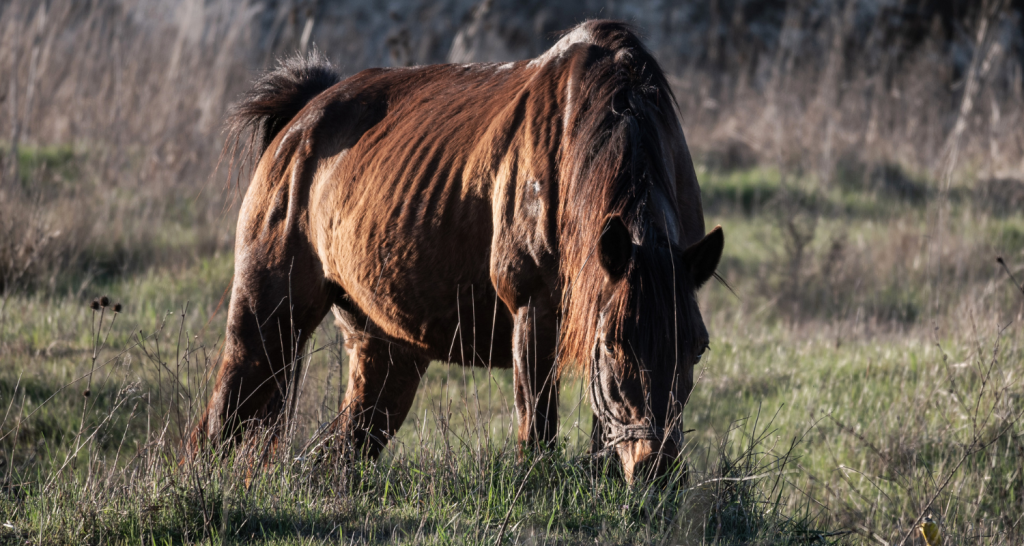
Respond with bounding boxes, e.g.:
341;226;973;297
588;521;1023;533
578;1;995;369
311;187;514;366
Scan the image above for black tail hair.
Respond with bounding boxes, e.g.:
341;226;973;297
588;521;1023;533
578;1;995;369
226;50;341;163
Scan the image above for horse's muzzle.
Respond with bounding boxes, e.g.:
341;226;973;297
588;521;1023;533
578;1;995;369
618;437;679;483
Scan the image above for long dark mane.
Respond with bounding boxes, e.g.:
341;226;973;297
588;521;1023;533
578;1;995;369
555;22;684;373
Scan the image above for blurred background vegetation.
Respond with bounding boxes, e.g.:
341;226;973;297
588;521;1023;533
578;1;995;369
2;0;1023;321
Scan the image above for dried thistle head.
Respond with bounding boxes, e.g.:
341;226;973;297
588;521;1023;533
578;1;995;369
90;300;100;311
99;296;110;307
113;302;122;313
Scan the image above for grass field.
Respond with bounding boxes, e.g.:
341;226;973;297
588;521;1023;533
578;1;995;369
2;2;1024;542
0;158;1022;544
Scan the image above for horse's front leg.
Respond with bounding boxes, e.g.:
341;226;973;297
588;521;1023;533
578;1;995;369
512;304;559;449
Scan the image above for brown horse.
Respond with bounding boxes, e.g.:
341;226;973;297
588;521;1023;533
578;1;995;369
193;20;723;482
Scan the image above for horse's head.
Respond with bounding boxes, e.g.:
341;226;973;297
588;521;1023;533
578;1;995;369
589;215;722;482
547;20;723;482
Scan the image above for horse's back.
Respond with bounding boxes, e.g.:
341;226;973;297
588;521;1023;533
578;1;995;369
292;64;530;362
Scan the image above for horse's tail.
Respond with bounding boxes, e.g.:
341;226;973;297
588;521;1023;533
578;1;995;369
226;50;341;163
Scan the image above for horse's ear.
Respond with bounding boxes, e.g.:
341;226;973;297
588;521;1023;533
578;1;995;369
599;215;633;280
681;226;723;289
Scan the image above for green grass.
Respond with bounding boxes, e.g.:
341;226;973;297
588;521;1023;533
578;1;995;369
0;166;1022;544
10;144;82;197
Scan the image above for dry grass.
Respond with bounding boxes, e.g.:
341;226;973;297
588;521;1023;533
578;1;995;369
675;1;1024;184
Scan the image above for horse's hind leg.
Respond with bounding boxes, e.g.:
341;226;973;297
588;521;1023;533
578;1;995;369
328;308;428;458
191;218;336;455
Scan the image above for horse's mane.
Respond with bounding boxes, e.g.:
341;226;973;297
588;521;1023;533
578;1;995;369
554;21;684;374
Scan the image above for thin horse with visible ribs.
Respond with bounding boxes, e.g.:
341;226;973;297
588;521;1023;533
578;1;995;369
192;20;723;482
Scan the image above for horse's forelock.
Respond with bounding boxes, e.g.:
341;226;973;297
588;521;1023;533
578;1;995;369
554;22;682;375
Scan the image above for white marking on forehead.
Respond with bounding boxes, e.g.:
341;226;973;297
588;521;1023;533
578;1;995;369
497;62;515;71
527;25;594;68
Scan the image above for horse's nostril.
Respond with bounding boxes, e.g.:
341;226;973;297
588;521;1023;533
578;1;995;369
633;455;663;480
656;439;679;460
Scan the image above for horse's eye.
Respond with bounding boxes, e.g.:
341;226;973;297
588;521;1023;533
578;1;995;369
695;344;710;363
